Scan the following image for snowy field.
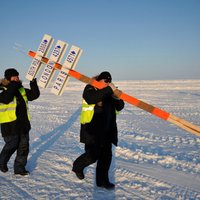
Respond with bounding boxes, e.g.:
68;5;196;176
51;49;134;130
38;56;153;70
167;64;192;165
0;79;200;200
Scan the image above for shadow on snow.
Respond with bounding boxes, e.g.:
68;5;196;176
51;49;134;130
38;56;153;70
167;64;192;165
27;107;81;172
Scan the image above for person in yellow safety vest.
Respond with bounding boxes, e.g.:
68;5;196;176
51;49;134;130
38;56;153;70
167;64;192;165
72;71;124;190
0;68;40;175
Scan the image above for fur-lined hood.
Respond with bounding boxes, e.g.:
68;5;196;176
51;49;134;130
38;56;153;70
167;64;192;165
0;79;23;87
0;78;10;86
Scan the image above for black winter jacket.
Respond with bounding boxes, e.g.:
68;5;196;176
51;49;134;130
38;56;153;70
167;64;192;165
80;84;124;146
0;79;40;137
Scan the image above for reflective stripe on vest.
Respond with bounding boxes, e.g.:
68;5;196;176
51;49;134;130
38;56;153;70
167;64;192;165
80;99;95;124
19;87;30;121
0;98;17;123
0;87;30;123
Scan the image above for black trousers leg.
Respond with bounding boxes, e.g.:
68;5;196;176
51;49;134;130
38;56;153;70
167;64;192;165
96;143;112;185
0;135;19;166
73;144;98;172
14;133;29;172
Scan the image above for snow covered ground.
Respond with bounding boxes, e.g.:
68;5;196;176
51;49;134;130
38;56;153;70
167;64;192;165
0;79;200;200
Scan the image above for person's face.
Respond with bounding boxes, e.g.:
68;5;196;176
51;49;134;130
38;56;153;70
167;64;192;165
10;76;19;82
99;79;111;86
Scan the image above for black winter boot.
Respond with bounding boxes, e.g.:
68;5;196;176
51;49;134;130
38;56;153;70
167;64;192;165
97;181;115;190
72;168;85;180
0;165;8;173
14;170;29;176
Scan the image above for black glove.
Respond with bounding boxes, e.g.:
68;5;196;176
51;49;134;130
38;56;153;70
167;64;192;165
30;78;37;83
7;81;22;96
9;81;22;90
30;78;37;87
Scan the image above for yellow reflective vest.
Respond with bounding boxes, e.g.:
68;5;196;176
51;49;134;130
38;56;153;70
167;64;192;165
0;87;30;124
80;99;95;124
80;99;119;124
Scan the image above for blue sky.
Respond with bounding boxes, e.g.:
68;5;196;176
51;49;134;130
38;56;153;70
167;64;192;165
0;0;199;80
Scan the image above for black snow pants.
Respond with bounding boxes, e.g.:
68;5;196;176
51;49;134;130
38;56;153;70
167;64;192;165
73;143;112;185
0;131;29;172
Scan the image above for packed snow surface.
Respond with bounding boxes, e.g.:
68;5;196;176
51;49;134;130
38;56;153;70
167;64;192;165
0;79;200;200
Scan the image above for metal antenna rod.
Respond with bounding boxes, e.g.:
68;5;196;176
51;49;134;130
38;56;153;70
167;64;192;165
13;43;27;55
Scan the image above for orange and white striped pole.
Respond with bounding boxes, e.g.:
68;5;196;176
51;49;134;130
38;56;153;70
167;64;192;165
28;50;200;137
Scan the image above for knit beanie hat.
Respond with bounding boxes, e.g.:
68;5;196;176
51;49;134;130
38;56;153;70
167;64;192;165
96;71;112;82
4;68;19;80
